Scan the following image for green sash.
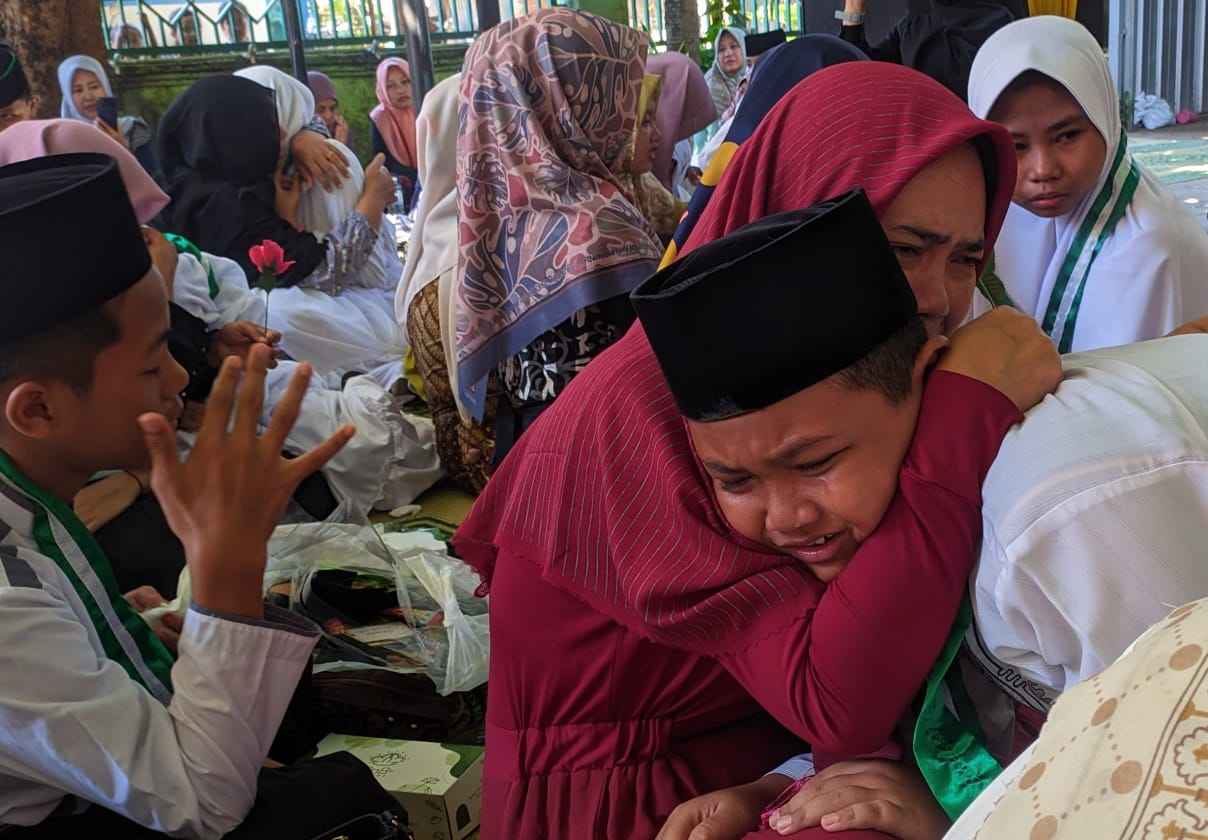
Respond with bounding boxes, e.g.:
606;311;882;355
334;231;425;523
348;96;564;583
976;254;1016;309
1040;131;1141;352
912;598;1002;821
0;452;174;701
164;232;220;301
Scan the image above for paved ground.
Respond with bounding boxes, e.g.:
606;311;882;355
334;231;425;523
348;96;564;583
1130;120;1208;231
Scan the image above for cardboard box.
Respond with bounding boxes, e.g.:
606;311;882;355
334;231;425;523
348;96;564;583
316;734;483;840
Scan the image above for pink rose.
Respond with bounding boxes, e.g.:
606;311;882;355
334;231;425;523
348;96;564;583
248;239;296;277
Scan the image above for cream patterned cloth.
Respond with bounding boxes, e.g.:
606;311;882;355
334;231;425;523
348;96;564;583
948;597;1208;839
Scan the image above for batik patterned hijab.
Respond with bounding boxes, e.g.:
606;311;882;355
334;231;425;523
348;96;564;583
454;8;662;422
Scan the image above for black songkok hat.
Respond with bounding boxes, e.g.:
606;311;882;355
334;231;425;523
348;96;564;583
746;29;788;57
632;189;917;422
0;43;30;108
0;153;151;341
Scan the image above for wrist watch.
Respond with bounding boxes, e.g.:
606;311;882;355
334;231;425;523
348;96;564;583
835;9;866;24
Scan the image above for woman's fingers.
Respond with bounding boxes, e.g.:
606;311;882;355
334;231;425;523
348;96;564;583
820;800;904;834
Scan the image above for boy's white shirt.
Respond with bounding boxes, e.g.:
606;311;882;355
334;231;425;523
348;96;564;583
0;515;317;837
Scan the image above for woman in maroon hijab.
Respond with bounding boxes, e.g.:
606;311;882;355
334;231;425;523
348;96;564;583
455;62;1034;838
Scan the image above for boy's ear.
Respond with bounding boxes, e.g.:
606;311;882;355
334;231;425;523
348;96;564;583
4;381;59;441
911;335;950;392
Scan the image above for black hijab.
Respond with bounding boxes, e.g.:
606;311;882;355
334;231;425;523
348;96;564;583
155;75;280;256
895;0;1018;100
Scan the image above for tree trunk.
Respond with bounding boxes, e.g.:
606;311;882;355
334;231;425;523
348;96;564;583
664;0;701;60
0;0;106;117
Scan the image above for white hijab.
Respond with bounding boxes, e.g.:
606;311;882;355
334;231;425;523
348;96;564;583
969;16;1208;352
398;73;459;329
398;74;468;419
234;64;314;140
57;55;146;143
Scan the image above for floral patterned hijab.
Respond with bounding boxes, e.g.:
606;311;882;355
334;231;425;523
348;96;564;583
454;8;663;422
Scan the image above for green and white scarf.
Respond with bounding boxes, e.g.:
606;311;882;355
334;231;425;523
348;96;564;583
0;451;174;702
1039;132;1141;353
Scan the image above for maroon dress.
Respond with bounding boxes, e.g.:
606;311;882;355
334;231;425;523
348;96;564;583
455;323;1021;839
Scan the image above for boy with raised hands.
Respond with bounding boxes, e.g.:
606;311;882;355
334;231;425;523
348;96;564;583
0;152;380;838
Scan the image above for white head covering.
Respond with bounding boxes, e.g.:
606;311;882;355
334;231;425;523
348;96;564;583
234;64;315;139
57;55;113;121
396;73;466;419
969;16;1208;352
56;54;151;149
398;73;459;329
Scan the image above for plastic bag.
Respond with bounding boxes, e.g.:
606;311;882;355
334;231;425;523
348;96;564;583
1134;92;1176;130
267;521;489;696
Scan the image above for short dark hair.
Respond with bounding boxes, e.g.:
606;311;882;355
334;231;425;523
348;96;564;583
833;315;928;404
0;307;121;393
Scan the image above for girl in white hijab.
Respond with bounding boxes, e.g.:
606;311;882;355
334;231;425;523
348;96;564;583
232;65;407;387
57;55;153;165
968;16;1208;352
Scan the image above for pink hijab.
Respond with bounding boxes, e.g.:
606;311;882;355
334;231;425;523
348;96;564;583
646;52;716;189
0;119;169;224
370;57;417;168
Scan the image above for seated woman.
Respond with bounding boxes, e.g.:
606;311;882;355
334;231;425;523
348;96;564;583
0;118;441;527
57;54;155;173
968;16;1208;350
447;9;664;490
645;52;716;199
617;74;688;244
369;57;418;210
234;64;407;386
453;61;1040;838
156;75;406;387
397;75;489;493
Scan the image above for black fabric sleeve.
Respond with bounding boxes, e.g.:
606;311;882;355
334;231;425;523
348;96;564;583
838;22;904;64
228;192;329;288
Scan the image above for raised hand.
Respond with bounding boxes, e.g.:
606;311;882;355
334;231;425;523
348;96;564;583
138;345;354;619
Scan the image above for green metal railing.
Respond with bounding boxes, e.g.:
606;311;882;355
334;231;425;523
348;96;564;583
101;0;493;54
105;0;754;58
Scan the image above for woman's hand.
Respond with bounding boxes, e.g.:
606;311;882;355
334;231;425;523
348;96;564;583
355;154;395;230
766;761;949;839
290;130;350;191
209;322;282;368
656;775;791;840
332;114;351;146
75;471;145;533
275;169;304;229
937;306;1062;413
95;118;130;149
